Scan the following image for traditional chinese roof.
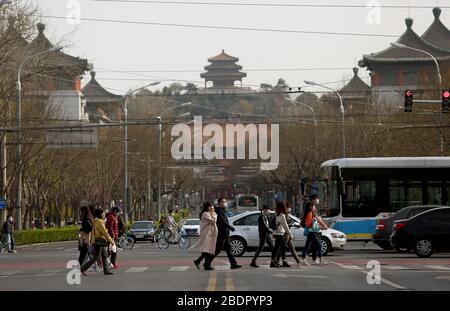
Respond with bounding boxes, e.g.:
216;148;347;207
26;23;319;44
200;71;247;79
421;7;450;52
339;67;371;97
208;49;239;62
359;17;450;68
28;23;89;76
82;71;123;103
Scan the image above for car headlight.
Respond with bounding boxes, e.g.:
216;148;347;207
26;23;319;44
330;233;345;239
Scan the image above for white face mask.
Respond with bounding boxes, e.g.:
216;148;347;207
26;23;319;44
315;199;320;205
288;208;292;213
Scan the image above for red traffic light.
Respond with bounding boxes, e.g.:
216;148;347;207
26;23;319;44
443;90;450;99
405;89;414;97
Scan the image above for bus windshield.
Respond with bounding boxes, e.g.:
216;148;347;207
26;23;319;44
319;166;340;217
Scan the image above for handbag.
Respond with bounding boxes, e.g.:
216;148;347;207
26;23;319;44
310;218;321;233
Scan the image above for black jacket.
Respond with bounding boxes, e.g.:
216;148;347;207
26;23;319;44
80;216;93;233
258;213;272;238
2;220;13;234
215;206;234;238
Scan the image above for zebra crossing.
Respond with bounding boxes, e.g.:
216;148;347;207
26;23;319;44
0;263;449;279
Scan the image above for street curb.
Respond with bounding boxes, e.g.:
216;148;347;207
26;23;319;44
16;240;77;249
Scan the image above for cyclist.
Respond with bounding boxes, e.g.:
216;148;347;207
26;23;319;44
166;210;179;242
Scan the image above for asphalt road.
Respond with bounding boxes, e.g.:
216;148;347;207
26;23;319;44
1;239;449;291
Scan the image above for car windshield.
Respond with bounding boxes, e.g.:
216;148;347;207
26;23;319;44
185;220;200;226
131;222;153;230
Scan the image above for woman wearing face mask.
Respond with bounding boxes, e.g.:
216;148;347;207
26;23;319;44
250;205;275;268
194;201;218;270
299;195;328;265
279;202;301;265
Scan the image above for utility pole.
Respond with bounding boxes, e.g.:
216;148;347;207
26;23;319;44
1;133;6;224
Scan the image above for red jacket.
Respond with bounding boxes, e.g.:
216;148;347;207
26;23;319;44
106;213;118;240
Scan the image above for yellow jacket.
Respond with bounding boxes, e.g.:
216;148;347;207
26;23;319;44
90;218;114;245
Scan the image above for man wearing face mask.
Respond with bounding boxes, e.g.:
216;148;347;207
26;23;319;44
251;205;274;268
205;198;241;269
1;215;17;253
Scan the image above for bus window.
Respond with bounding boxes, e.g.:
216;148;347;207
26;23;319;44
342;181;377;217
319;180;339;217
389;180;423;211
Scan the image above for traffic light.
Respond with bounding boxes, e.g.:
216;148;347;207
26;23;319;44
404;89;413;112
442;90;450;113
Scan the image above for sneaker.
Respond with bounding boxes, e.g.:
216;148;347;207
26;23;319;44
8;250;17;254
112;264;120;269
282;261;291;268
299;258;310;265
319;259;328;265
312;259;320;265
193;260;201;270
230;264;242;269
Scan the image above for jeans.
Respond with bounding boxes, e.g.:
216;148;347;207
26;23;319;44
281;235;300;263
7;234;14;251
301;232;322;261
271;235;286;262
253;233;274;262
81;245;111;274
78;244;89;265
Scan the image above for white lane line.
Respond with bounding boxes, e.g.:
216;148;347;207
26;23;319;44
169;266;190;272
63;248;78;253
341;265;364;270
383;266;409;270
126;267;149;273
33;273;56;277
328;260;408;290
425;265;450;271
0;270;21;276
214;265;230;270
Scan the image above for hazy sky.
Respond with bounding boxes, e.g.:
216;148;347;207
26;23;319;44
28;0;450;95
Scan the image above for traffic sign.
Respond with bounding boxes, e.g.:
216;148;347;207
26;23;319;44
404;89;413;112
0;199;6;210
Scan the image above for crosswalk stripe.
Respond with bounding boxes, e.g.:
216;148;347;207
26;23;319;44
0;270;21;276
126;267;149;273
169;266;190;272
425;265;450;271
384;266;408;270
341;265;364;270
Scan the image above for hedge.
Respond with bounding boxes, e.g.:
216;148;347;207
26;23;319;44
13;226;79;246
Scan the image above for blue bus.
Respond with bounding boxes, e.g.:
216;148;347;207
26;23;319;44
319;157;450;241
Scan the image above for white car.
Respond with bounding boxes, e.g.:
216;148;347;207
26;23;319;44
229;211;347;257
181;218;201;236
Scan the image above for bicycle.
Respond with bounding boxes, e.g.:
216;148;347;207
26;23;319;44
117;234;135;250
157;228;191;250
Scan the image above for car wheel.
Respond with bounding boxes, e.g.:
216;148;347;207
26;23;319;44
414;239;433;258
230;237;246;257
320;238;331;256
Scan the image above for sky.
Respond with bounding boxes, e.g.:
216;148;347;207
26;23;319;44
27;0;450;96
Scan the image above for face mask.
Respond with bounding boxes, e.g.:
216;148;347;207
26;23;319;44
288;208;292;213
316;199;320;205
263;210;270;216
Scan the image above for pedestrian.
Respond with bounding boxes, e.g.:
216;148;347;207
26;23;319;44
78;205;93;265
193;201;218;271
106;207;119;269
281;202;301;265
1;215;17;253
204;198;241;270
299;195;328;265
117;209;126;238
250;205;274;268
270;201;293;268
80;207;115;276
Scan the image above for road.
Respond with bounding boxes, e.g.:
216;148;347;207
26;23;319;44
0;240;449;291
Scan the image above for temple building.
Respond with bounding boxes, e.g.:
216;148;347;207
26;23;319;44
199;50;252;94
82;71;124;122
359;7;450;104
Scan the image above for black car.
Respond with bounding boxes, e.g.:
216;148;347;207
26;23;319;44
373;205;443;251
390;207;450;257
127;221;155;242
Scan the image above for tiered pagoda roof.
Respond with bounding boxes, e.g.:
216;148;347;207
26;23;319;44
421;7;450;52
339;67;371;98
200;50;247;88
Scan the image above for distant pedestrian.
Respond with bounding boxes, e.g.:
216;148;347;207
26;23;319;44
194;201;218;270
270;201;293;268
300;195;328;265
204;198;241;270
282;202;301;265
1;215;17;254
80;207;115;276
78;206;93;265
166;210;179;242
117;209;126;238
250;205;274;268
106;207;120;269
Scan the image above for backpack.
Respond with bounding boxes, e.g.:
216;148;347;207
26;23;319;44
269;215;278;231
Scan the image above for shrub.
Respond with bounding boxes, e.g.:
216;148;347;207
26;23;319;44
13;227;79;246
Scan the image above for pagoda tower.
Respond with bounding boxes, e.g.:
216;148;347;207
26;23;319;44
200;50;247;89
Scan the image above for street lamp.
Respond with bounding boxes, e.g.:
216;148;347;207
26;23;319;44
123;81;160;223
15;45;63;231
290;99;317;127
390;42;444;155
157;102;192;220
304;80;346;158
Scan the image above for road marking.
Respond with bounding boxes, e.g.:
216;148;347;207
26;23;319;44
225;271;234;291
63;248;78;253
328;260;408;290
435;275;450;280
169;266;190;272
383;266;409;270
271;273;328;279
0;270;21;276
126;267;149;273
207;271;217;291
214;265;230;270
426;265;450;271
341;265;364;270
33;273;56;277
191;240;200;248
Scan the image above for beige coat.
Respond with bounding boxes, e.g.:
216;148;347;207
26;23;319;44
198;211;218;255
